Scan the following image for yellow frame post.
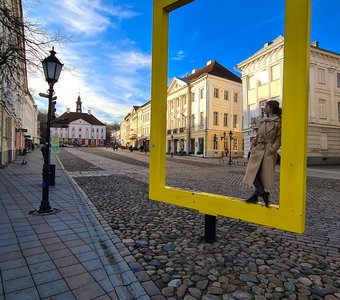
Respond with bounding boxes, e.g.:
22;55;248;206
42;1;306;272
149;0;310;233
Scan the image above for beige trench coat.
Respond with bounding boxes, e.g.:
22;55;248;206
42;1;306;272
243;115;281;189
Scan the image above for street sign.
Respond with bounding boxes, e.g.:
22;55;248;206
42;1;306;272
51;134;60;154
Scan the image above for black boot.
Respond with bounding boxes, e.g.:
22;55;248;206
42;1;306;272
246;192;258;204
261;192;270;207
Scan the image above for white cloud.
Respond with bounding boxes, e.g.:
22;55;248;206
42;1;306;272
171;50;185;61
29;45;151;123
109;50;151;74
45;0;138;35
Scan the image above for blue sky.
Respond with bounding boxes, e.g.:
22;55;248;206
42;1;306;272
24;0;339;124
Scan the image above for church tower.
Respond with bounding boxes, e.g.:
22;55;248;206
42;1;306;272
76;95;82;113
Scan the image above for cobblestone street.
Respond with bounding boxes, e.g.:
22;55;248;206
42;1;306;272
58;147;340;300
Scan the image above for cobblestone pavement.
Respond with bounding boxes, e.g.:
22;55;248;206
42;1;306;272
58;148;340;300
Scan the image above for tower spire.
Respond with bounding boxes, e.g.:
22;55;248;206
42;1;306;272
76;95;82;113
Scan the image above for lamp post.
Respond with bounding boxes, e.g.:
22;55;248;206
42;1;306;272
170;134;174;158
37;47;63;213
228;130;233;165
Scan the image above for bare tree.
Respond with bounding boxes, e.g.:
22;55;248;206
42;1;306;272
0;0;68;95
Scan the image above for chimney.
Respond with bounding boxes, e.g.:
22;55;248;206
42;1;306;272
88;110;91;115
311;41;319;48
192;69;197;74
67;108;70;113
206;60;213;65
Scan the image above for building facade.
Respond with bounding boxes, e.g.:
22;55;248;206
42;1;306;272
236;36;340;164
166;60;243;158
51;96;106;147
119;101;151;151
1;0;39;166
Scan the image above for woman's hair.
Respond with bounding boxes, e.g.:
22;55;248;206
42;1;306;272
267;100;282;118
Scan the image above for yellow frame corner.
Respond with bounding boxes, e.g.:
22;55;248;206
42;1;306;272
149;0;311;233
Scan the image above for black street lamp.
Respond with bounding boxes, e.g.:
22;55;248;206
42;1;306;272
228;130;233;165
170;134;174;158
36;47;63;214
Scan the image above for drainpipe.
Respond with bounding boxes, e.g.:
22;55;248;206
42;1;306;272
187;84;191;155
204;79;209;158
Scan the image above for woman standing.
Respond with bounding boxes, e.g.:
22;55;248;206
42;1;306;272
243;100;282;207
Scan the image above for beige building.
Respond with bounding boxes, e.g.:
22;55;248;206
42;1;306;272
167;60;243;158
120;101;151;151
1;0;39;166
236;36;340;165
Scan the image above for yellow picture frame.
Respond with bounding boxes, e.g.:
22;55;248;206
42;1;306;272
149;0;311;233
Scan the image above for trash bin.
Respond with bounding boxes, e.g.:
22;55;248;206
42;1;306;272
49;164;55;186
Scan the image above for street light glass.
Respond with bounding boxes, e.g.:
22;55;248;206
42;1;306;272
42;47;64;83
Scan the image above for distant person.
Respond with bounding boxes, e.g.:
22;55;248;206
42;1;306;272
225;147;229;158
243;100;282;207
41;145;46;159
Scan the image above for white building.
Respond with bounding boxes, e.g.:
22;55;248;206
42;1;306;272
51;96;106;147
236;36;340;165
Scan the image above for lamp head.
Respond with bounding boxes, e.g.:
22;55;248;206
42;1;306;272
229;130;233;139
42;47;64;83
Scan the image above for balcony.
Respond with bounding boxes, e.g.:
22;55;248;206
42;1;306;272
179;127;185;133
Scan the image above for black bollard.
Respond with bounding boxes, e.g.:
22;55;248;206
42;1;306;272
204;214;216;243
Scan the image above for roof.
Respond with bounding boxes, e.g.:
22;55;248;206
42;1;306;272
55;112;105;126
184;60;242;83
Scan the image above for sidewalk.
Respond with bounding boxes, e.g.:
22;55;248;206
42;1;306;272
0;150;151;300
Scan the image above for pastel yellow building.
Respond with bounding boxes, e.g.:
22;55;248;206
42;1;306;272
167;60;243;158
120;101;151;151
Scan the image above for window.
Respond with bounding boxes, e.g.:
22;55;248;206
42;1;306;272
337;73;340;88
233;115;238;128
200;112;204;126
214;88;219;98
177;117;180;128
271;64;280;81
191;92;195;102
213;112;218;126
319;99;326;119
320;133;327;150
249;75;256;90
177;98;180;107
224;90;229;100
223;113;228;126
338;102;340;122
233;93;238;102
183;95;187;105
79;128;81;131
200;88;204;99
191;114;195;127
213;135;218;150
183;116;187;127
171;101;174;109
233;138;238;151
258;70;268;86
318;68;325;84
